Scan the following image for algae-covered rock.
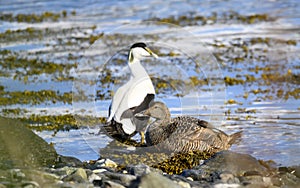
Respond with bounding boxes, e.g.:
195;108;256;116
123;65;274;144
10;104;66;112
0;117;58;169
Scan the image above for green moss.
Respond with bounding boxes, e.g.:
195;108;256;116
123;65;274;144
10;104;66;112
235;108;256;114
250;88;270;95
0;11;71;23
226;99;242;105
146;12;274;26
17;114;106;131
113;150;213;175
224;76;245;86
89;33;104;44
0;89;73;106
189;76;209;86
0;50;76;81
152;151;212;175
1;108;28;116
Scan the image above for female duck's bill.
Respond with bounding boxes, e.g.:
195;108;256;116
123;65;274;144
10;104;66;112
104;42;158;142
143;101;242;154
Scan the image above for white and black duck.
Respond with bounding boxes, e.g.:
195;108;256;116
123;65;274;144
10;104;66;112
104;42;158;142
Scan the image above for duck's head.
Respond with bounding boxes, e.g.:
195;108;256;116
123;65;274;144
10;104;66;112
128;42;158;63
143;101;170;120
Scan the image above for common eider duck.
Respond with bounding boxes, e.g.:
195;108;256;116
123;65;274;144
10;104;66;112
143;101;242;153
105;42;158;142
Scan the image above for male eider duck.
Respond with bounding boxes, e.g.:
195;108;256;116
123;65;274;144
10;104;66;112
105;42;158;142
143;101;242;154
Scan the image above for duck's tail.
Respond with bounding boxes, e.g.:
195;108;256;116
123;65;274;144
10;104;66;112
228;131;243;145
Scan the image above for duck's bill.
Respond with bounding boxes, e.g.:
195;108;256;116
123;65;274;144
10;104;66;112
135;110;150;117
145;47;158;58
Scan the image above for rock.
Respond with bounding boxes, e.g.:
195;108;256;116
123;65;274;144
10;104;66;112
63;168;88;183
176;180;191;188
55;155;83;168
279;165;300;179
127;164;151;176
96;159;118;168
93;168;107;173
103;171;136;186
51;166;78;176
21;181;39;188
130;172;181;188
0;117;58;169
219;172;240;184
279;172;300;187
213;183;240;188
88;173;102;184
102;180;125;188
182;151;270;181
293;166;300;178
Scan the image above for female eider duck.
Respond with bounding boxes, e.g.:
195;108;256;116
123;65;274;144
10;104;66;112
143;101;242;154
105;42;158;142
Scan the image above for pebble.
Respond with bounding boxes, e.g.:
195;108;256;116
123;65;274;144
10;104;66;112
93;168;107;174
102;180;125;188
96;158;118;168
133;172;181;188
62;168;88;183
127;163;151;176
88;173;101;183
176;180;191;188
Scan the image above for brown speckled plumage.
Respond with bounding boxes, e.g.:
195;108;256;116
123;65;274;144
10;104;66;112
144;102;242;154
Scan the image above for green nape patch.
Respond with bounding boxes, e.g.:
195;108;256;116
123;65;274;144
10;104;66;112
16;114;106;132
0;90;72;105
0;10;74;23
146;11;274;26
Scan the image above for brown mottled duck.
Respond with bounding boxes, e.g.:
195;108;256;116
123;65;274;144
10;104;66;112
143;101;242;154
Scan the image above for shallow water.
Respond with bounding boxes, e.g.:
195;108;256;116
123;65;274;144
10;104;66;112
0;0;299;167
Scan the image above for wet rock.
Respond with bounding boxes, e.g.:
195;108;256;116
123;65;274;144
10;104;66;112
102;180;125;188
102;171;136;186
279;172;300;187
62;168;88;183
293;166;300;178
279;165;300;178
50;166;78;176
21;181;39;188
55;155;83;168
176;180;191;188
96;158;118;168
130;172;180;188
88;172;102;186
219;172;240;184
127;164;152;176
0;117;58;169
93;168;107;173
182;151;270;181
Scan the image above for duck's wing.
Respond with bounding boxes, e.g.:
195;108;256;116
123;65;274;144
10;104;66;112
168;118;229;152
127;78;155;109
107;84;128;122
